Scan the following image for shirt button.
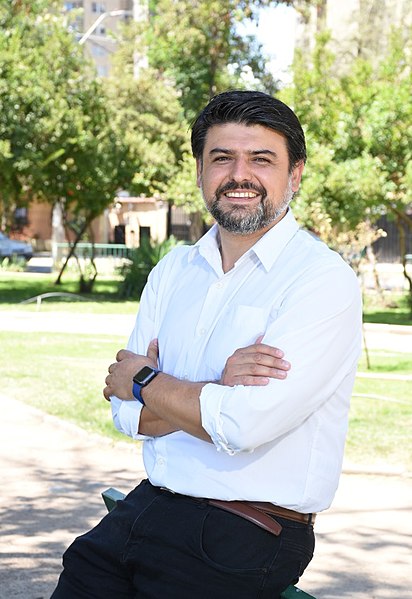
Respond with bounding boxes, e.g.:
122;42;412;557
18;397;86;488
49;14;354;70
157;457;165;466
216;281;224;289
199;328;206;335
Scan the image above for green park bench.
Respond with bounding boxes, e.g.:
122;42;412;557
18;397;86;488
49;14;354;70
102;488;317;599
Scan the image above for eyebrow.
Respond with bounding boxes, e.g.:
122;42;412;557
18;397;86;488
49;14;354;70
209;148;278;158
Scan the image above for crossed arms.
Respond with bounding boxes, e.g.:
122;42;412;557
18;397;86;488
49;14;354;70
104;337;290;442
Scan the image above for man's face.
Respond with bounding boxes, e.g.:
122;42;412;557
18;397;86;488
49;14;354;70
196;123;304;235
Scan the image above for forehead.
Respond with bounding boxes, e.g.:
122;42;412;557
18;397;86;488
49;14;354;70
203;123;288;156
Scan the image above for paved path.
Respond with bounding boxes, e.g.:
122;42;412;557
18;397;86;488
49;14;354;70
1;397;411;599
1;310;411;598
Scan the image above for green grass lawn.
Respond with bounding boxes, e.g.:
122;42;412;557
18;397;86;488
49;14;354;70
357;349;412;374
1;330;129;442
0;271;120;301
362;290;412;325
347;377;411;471
0;271;137;313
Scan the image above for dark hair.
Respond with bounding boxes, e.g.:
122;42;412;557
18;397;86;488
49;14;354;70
191;90;306;171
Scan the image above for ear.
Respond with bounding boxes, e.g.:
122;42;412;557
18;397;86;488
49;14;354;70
196;158;202;189
290;160;305;193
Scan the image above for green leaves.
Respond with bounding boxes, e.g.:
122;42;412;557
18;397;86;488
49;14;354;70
118;236;183;299
146;0;278;121
0;2;132;233
283;29;412;247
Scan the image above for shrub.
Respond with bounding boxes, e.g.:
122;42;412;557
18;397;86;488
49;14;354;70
118;236;182;299
0;256;27;272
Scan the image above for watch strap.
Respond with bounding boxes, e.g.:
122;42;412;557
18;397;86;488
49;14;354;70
132;381;145;405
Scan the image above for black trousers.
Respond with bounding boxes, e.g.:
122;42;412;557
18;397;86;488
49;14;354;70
51;480;315;599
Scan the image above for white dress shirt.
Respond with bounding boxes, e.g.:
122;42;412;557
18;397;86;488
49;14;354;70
111;210;362;512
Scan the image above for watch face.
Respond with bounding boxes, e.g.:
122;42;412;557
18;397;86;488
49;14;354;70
133;366;158;386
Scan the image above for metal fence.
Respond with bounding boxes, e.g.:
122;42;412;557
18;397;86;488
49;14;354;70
55;243;132;259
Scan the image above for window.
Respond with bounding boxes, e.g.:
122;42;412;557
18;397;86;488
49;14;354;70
64;2;81;10
139;226;151;242
92;2;106;14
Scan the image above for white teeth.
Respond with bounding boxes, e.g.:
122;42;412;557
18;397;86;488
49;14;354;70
225;192;258;198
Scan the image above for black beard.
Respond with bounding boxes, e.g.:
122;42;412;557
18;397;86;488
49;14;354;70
209;181;276;234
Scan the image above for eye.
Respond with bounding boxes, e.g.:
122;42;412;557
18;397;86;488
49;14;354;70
213;155;231;163
253;156;270;164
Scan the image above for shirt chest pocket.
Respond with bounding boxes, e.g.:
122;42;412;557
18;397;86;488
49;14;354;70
204;305;271;378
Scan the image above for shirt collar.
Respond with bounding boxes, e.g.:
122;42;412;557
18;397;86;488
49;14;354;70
188;225;220;262
188;209;300;272
250;209;300;272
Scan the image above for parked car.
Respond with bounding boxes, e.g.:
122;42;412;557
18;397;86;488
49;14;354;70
0;232;33;260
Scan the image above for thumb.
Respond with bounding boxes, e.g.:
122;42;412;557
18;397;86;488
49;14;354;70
147;338;159;366
255;334;265;344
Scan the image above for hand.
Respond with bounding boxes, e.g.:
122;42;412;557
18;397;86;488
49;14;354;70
220;335;290;387
103;339;158;401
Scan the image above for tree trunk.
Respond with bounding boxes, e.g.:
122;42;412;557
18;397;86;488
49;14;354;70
54;219;89;285
396;216;412;315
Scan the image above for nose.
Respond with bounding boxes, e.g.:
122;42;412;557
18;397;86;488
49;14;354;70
229;157;253;182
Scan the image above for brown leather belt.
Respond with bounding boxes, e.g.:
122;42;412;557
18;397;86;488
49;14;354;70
208;499;315;537
158;487;315;537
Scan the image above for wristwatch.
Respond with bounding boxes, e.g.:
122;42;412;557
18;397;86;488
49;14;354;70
132;366;160;405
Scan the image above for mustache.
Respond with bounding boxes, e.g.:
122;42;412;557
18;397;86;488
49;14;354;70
215;180;267;198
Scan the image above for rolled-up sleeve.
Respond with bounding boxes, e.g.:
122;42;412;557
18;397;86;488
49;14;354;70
200;383;237;454
111;396;143;440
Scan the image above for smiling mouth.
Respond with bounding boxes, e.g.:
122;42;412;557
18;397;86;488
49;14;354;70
224;191;260;199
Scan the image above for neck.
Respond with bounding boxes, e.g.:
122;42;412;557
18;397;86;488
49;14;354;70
218;209;287;273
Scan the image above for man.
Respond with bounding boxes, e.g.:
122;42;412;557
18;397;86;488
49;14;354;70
52;91;362;598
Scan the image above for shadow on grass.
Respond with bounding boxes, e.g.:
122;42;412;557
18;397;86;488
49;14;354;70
363;311;412;326
0;273;122;304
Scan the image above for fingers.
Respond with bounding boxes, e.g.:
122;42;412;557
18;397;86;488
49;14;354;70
146;338;159;365
116;348;136;362
106;345;158;403
116;342;159;365
221;341;291;387
228;344;290;369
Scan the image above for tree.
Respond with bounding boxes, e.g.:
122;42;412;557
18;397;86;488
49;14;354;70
281;30;412;309
0;1;133;289
107;59;189;199
0;0;62;230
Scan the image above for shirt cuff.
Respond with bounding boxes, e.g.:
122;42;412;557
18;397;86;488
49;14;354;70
199;383;238;455
110;396;152;441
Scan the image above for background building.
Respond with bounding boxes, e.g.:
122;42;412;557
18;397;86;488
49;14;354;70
295;0;411;66
64;0;134;77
